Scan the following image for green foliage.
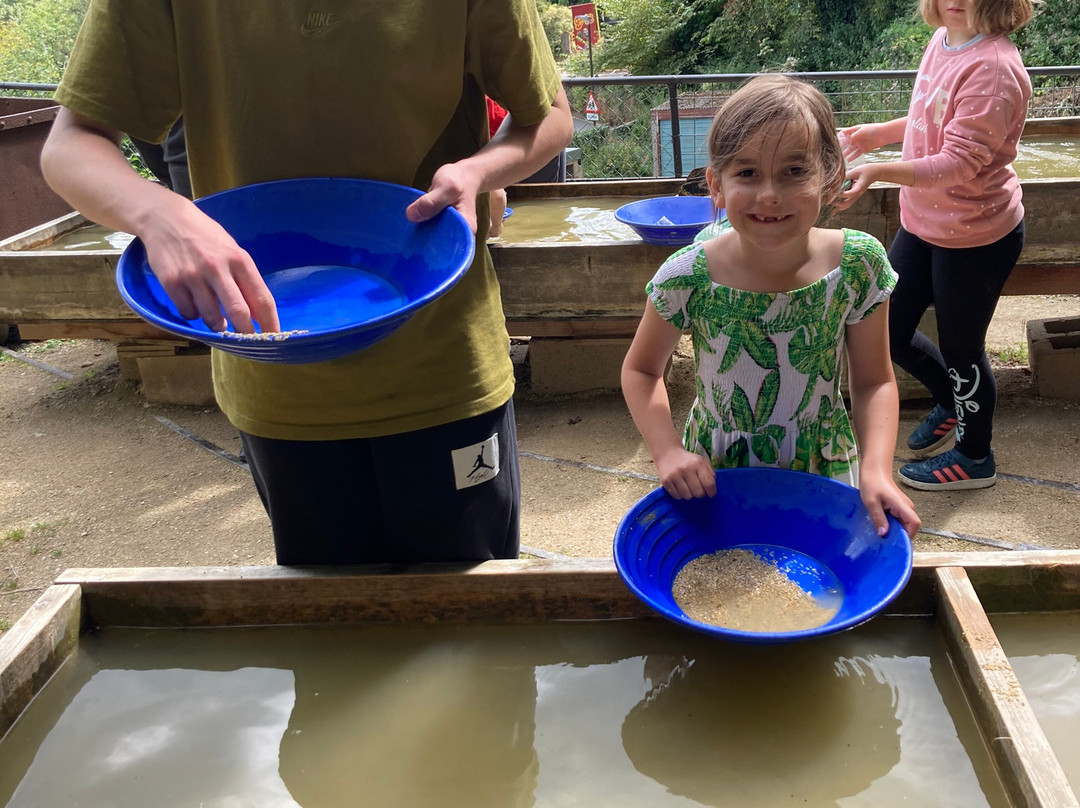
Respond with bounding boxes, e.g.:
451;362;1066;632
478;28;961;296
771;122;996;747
537;1;573;57
120;136;155;179
594;0;694;75
868;10;932;69
807;0;916;70
0;0;89;83
699;0;814;73
580;0;1069;79
572;119;653;178
1016;1;1080;67
593;0;922;75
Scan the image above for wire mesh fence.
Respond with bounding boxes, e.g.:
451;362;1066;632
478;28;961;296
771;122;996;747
564;66;1080;181
5;66;1079;183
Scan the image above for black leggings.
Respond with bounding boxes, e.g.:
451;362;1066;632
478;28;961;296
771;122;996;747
240;399;521;565
888;222;1024;458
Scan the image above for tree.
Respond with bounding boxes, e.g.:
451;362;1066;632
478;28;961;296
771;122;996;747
594;0;693;75
536;1;573;57
808;0;915;69
867;11;932;70
1016;0;1080;67
701;0;816;73
0;0;89;84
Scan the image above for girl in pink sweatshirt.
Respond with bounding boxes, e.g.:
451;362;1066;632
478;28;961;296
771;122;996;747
837;0;1036;492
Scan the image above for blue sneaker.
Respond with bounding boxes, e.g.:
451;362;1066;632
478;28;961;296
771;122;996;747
907;404;958;455
898;448;996;491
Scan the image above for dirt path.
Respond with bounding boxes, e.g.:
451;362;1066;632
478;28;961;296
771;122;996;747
2;295;1078;632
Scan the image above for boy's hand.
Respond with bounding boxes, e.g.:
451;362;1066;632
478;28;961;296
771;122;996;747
655;448;717;500
406;163;480;234
487;187;508;238
139;197;279;334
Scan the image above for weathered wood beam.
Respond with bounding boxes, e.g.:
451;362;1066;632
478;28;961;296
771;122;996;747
0;584;82;737
935;566;1078;808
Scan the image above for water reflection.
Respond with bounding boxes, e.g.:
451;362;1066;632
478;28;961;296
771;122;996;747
993;612;1080;796
0;620;1007;807
5;667;300;807
30;224;135;251
496;197;640;244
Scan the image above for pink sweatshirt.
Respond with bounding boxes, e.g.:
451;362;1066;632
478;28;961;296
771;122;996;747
900;27;1031;248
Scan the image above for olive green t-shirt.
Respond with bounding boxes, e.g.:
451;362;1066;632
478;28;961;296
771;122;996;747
56;0;561;439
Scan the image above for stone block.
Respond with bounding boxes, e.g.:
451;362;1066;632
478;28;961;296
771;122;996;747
1027;316;1080;400
136;352;215;406
527;337;631;395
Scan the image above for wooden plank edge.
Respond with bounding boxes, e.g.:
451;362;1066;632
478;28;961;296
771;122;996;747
14;321;172;341
57;560;655;628
54;552;1079;629
919;551;1080;613
915;550;1080;568
1002;266;1080;297
0;584;83;738
0;212;89;252
505;317;641;338
935;566;1078;808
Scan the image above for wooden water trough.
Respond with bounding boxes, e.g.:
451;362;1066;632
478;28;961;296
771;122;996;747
1;552;1079;805
2;176;1078;344
1;118;1077;396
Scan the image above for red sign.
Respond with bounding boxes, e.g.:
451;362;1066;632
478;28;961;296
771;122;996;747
570;3;600;53
584;90;600;121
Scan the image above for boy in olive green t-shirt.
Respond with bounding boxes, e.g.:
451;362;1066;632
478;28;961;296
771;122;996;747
44;2;573;564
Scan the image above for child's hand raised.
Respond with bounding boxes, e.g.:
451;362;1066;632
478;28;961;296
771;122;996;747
655;448;717;500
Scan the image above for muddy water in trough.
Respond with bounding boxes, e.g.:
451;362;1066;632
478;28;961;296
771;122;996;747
0;617;1012;807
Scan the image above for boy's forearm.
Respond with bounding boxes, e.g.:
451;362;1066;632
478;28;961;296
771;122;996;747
41;108;183;238
470;87;574;192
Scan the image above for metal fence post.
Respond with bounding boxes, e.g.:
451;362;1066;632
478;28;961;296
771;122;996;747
668;81;683;178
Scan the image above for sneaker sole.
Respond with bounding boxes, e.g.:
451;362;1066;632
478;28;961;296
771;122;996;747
898;471;997;491
907;427;957;457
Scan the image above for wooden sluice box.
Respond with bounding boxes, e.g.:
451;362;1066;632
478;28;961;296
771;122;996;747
4;176;1080;399
0;552;1078;806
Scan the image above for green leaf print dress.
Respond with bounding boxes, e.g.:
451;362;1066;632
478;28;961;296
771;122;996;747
647;229;897;487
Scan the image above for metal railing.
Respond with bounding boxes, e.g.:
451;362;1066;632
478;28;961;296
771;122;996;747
563;66;1080;180
6;66;1080;181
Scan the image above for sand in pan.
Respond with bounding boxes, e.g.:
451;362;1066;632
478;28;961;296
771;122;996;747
672;548;839;632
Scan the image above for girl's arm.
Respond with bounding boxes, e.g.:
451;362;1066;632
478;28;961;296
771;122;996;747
622;304;717;500
836;160;916;210
839;75;1024;212
845;303;921;537
834;117;914;211
839;117;907;156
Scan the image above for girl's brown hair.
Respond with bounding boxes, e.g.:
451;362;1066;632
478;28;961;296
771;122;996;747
707;74;845;209
919;0;1037;35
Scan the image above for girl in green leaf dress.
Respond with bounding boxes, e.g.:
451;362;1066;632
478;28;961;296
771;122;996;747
622;75;921;538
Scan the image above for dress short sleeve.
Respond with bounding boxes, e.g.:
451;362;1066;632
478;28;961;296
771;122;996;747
645;243;707;332
842;230;897;326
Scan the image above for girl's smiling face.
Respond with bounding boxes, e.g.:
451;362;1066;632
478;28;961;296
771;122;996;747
707;122;824;255
938;0;978;45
